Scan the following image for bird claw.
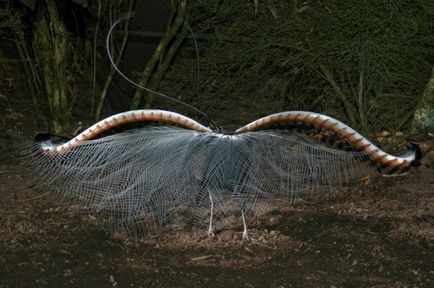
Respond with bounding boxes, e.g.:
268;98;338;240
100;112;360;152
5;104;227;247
207;226;216;238
242;230;254;241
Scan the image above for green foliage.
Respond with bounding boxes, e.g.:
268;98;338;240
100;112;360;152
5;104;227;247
20;0;88;10
413;67;434;132
5;0;434;134
20;0;36;10
21;0;36;10
168;0;434;132
3;0;134;132
71;0;88;8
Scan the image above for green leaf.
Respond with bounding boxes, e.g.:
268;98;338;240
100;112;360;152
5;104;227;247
71;0;88;8
21;0;36;10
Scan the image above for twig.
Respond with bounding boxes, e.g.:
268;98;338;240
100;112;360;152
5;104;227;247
13;183;37;193
0;170;21;175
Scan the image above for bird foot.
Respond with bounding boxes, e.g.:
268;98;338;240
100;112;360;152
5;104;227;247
242;230;254;242
207;226;216;238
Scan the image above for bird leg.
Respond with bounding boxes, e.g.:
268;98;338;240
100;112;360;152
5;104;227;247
207;188;216;237
241;209;253;241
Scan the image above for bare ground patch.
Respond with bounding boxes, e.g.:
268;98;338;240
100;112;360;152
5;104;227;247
0;141;433;288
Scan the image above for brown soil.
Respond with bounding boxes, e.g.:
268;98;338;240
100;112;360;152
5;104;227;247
1;133;433;288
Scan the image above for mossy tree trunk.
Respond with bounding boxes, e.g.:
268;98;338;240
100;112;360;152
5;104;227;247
33;0;72;134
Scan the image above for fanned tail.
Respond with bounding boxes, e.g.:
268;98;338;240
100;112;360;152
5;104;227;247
17;125;371;234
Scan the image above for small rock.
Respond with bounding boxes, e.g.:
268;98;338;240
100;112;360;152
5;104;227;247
259;235;268;243
379;130;390;137
352;259;358;266
63;269;73;277
268;216;280;225
395;131;404;137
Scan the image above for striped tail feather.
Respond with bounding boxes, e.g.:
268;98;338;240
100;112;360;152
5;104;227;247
237;111;421;169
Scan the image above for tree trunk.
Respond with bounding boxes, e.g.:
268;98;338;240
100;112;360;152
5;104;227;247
33;0;71;133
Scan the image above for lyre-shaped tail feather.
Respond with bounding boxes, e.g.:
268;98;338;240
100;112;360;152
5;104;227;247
40;110;211;154
237;111;421;169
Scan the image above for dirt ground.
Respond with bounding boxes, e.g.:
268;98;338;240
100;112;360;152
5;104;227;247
0;128;433;287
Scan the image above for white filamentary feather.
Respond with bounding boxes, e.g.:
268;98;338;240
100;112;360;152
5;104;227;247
18;125;370;238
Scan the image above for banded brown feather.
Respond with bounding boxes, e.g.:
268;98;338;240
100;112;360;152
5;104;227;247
40;110;211;154
236;111;420;170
